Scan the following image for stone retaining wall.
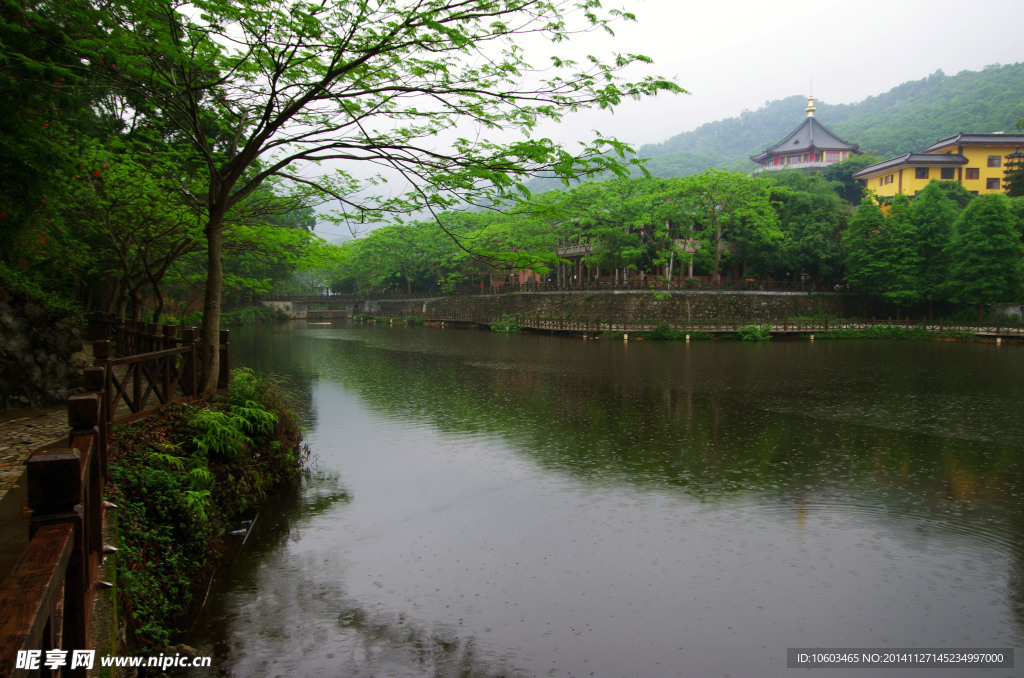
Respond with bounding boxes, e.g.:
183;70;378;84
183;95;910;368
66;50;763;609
0;283;86;408
363;290;869;326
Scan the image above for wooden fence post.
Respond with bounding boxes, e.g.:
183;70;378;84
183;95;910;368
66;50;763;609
82;367;107;482
92;340;113;437
27;444;88;675
67;394;102;576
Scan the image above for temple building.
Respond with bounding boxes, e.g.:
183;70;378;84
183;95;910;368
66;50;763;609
852;132;1024;198
750;95;862;172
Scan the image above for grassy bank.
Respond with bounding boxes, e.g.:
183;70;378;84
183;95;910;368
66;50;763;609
106;368;308;656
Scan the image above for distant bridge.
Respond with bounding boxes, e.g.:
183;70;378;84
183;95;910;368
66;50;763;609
259;295;365;319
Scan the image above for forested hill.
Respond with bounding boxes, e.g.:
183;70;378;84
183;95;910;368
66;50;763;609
630;62;1024;178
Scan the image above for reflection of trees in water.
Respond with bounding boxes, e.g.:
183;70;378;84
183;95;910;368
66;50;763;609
192;468;527;677
1008;514;1024;636
334;605;530;678
186;472;349;656
209;327;1024;659
311;333;1024;504
306;329;1024;635
231;324;317;422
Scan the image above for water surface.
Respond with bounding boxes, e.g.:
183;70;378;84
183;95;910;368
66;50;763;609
193;324;1024;677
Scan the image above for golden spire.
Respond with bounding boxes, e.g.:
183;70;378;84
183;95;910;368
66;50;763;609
806;93;816;118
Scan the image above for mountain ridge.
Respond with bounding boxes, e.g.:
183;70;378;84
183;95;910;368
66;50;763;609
632;62;1024;178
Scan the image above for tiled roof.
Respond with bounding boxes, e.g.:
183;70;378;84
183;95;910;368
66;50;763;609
921;133;1024;153
750;117;860;163
852;153;968;178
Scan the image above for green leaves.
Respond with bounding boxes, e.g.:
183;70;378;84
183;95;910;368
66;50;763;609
944;193;1024;306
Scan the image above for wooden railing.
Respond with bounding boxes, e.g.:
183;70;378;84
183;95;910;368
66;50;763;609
0;388;105;678
0;318;231;676
370;309;1024;337
258;278;830;303
90;316;231;426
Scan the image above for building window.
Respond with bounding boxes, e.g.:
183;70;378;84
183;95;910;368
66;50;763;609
988;155;1002;167
915;167;929;179
965;168;979;180
940;167;955;180
825;151;840;162
986;178;1001;190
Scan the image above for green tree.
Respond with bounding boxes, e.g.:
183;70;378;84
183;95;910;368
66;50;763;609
822;155;883;205
875;194;921;313
0;0;109;258
842;197;887;294
557;178;682;283
907;181;961;311
943;193;1024;321
78;0;681;392
759;170;848;283
63;140;206;322
683;169;781;282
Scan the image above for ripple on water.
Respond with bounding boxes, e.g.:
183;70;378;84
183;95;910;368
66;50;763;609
755;497;1024;558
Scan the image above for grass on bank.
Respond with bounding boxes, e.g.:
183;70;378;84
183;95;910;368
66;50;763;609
807;326;978;341
600;322;984;342
107;368;308;654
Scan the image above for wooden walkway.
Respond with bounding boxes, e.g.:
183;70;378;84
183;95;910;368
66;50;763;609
372;310;1024;338
516;317;1023;337
0;319;230;677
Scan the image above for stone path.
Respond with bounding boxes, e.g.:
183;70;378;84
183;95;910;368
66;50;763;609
0;407;70;503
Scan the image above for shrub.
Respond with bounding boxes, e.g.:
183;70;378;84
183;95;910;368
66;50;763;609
643;322;685;340
490;313;521;333
0;261;84;324
108;368;308;653
737;324;772;341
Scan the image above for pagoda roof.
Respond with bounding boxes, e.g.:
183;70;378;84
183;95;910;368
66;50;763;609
750;116;860;164
852;153;968;179
922;133;1024;152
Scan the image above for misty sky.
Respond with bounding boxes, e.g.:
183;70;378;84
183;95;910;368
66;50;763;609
539;0;1024;147
315;0;1024;239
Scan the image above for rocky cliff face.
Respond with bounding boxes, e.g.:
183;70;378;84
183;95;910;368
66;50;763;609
0;283;87;408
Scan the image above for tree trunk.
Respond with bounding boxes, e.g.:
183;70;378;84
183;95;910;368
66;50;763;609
200;219;225;394
147;272;165;324
115;279;128;322
713;224;722;282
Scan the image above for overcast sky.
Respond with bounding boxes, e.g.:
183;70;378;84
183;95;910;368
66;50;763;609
316;0;1024;239
537;0;1024;148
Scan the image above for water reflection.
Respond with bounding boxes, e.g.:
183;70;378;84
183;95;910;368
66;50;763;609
193;323;1024;677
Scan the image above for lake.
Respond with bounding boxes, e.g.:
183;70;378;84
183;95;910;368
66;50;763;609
191;322;1024;677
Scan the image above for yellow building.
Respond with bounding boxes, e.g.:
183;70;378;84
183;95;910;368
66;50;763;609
853;133;1024;198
